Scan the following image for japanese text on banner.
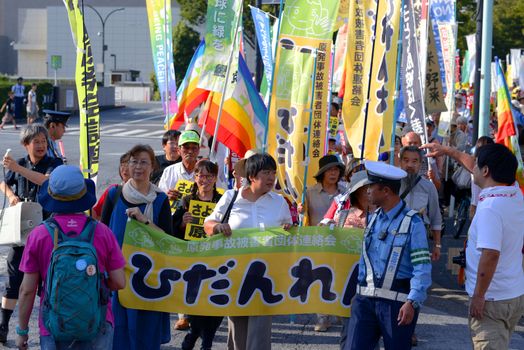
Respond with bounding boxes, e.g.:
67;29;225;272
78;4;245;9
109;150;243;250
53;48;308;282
199;0;242;98
119;220;362;317
185;200;216;240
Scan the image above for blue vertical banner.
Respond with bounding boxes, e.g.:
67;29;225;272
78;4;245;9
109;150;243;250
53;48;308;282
429;0;455;94
250;6;274;92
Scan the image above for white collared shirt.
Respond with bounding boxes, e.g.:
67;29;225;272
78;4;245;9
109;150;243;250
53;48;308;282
205;188;292;230
158;162;195;193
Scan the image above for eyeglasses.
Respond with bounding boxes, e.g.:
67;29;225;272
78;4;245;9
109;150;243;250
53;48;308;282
196;174;215;181
128;160;151;167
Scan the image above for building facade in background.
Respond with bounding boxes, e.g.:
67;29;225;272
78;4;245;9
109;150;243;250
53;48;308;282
0;0;204;85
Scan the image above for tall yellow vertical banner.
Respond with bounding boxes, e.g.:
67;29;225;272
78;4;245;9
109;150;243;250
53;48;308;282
342;0;401;160
267;0;339;203
63;0;100;182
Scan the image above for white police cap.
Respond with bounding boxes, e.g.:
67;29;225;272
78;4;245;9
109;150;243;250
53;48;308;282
364;160;407;184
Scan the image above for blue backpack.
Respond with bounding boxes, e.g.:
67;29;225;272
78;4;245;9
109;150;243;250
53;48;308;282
42;217;109;342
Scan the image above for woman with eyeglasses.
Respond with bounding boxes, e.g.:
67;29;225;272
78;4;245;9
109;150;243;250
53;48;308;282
92;151;131;220
101;144;173;350
172;160;224;350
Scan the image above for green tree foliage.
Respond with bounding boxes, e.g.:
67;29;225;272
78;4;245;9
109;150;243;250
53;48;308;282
175;0;279;65
172;22;201;86
457;0;524;60
456;0;478;54
492;0;524;59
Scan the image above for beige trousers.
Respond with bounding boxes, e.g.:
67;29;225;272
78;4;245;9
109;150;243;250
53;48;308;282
468;294;524;350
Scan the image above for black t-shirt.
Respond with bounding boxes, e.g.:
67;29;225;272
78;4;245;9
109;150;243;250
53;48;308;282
4;155;63;202
150;154;181;185
3;98;15;114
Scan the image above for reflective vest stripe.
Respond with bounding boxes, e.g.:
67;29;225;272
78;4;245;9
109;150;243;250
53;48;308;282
380;210;416;290
363;212;379;289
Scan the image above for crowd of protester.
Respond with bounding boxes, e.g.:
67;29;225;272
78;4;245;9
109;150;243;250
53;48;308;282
0;86;523;350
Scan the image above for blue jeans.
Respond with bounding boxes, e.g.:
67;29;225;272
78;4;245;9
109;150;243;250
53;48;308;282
40;322;113;350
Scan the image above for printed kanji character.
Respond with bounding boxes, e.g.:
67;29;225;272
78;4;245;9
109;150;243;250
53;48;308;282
215;0;227;10
212;24;225;38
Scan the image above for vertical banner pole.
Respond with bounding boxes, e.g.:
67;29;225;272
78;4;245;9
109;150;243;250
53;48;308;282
164;0;170;124
359;0;382;160
390;0;406;164
81;0;90;180
263;0;285;152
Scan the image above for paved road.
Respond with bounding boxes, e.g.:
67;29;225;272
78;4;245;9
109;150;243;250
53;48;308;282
0;102;523;349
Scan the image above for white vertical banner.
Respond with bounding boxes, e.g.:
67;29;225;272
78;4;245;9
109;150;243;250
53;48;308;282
465;34;476;85
510;49;521;81
437;22;457;138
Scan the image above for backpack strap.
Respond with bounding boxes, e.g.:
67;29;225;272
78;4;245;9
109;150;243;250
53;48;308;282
44;217;97;249
109;185;123;213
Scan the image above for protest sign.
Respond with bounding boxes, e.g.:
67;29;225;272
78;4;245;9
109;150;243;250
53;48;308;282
119;220;362;317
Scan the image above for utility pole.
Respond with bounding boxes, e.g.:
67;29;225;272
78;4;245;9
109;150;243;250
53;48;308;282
478;0;493;137
472;0;483;144
86;6;124;86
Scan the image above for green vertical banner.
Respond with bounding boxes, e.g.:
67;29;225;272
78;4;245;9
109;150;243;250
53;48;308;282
267;0;339;203
146;0;178;123
198;0;242;98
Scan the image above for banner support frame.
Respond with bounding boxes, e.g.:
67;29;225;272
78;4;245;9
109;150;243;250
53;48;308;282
262;0;285;152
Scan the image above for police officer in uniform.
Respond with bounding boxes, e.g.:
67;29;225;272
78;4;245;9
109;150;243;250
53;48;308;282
0;124;63;343
344;161;432;350
43;109;70;162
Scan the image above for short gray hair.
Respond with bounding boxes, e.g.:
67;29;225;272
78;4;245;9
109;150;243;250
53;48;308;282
20;124;49;145
400;146;423;162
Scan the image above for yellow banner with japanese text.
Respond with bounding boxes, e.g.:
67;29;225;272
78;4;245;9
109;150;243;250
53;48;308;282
266;0;339;203
342;0;401;159
119;220;362;317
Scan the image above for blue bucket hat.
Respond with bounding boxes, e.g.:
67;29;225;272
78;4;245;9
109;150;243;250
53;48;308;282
38;165;97;213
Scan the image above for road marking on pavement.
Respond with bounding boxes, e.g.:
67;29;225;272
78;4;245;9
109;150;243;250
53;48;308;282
114;129;150;136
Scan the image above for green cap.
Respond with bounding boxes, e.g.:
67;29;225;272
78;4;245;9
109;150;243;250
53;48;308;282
178;130;200;146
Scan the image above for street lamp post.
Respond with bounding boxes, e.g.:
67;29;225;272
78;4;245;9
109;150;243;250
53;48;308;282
86;5;124;86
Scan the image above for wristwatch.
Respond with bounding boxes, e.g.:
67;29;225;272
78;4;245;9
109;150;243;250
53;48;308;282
435;243;442;249
407;299;420;310
16;326;29;336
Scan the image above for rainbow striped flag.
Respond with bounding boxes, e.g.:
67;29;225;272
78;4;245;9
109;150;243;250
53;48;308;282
166;40;210;130
495;58;524;190
199;54;267;157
